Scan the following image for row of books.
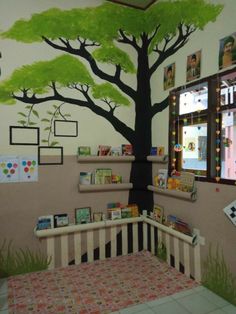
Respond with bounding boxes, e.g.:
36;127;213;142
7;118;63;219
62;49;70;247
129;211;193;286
80;168;122;185
154;169;195;192
78;144;133;156
36;203;139;230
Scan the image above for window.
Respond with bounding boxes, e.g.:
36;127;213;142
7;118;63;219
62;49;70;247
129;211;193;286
169;68;236;185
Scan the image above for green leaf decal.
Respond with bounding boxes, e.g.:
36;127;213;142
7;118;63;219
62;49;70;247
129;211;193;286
50;141;59;147
41;118;50;122
17;112;27;117
32;110;39;118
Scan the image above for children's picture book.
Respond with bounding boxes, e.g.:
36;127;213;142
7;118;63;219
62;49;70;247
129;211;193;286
157;146;165;156
150;147;157;155
153;204;164;223
121;144;133;156
79;172;92;185
111;174;122;184
93;212;103;222
97;145;111;156
37;215;54;230
54;214;69;228
179;171;195;192
107;208;121;220
94;168;112;184
121;207;132;218
110;147;122;156
78;146;91;156
126;203;139;217
167;177;180;190
156;169;168;189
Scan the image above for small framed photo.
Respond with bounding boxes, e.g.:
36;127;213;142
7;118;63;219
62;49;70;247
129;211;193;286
93;212;103;222
54;214;69;228
219;33;236;70
186;50;201;82
153;204;164;223
75;207;91;224
163;63;175;90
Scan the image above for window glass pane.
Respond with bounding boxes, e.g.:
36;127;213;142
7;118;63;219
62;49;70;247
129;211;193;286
182;123;207;172
220;71;236;106
221;109;236;179
179;83;208;115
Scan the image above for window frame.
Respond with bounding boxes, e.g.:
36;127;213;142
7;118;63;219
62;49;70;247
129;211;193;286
168;66;236;185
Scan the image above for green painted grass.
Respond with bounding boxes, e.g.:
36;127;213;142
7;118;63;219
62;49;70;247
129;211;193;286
0;239;50;278
202;244;236;306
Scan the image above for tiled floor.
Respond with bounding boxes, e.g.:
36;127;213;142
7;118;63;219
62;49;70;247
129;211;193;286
1;277;236;314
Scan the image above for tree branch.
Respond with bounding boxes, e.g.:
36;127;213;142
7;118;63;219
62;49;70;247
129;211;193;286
118;29;140;50
150;23;196;76
151;96;169;118
13;88;135;143
42;36;136;100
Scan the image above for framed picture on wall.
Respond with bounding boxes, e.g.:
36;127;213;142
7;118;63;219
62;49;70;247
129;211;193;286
219;32;236;70
75;207;91;224
186;50;201;82
163;63;175;90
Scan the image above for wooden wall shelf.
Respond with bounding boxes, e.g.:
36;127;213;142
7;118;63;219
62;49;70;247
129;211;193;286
78;156;135;163
79;183;133;192
147;185;197;202
147;155;168;163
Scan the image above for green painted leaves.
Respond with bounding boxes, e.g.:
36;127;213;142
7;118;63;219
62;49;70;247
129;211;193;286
0;55;94;104
92;83;130;107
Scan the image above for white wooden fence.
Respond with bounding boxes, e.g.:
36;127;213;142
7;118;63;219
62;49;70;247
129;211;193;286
34;216;204;282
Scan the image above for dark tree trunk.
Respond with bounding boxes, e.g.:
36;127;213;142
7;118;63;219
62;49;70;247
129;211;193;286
128;37;153;213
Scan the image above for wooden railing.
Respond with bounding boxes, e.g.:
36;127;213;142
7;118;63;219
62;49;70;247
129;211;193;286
34;216;205;282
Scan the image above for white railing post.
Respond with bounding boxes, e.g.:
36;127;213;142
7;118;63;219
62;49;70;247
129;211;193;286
173;237;180;271
74;232;81;265
151;225;155;255
143;222;148;250
165;233;171;266
87;230;94;262
110;226;117;258
183;242;190;277
47;237;55;270
99;228;106;260
132;222;138;253
61;234;69;267
122;224;128;255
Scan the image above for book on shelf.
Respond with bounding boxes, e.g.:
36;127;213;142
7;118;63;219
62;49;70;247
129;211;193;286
121;144;133;156
107;208;122;220
150;146;165;156
179;171;195;192
36;215;54;230
126;203;139;217
97;145;111;156
94;168;112;184
79;172;92;185
110;146;122;156
155;169;168;189
107;202;122;209
166;215;192;236
78;146;91;156
111;174;122;184
121;207;132;218
54;214;69;228
157;146;165;156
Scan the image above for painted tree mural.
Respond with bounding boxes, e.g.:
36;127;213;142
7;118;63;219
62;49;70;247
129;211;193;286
0;0;222;210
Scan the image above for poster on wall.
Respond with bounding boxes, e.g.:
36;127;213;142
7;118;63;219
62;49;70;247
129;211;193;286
0;156;38;183
0;156;19;183
186;50;201;82
163;63;175;90
219;32;236;70
19;156;38;182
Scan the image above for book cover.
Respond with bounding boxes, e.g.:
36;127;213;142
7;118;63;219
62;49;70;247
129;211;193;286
150;147;157;155
94;168;112;184
179;171;195;192
54;214;69;228
37;215;54;230
110;147;122;156
156;169;168;189
78;146;91;156
157;146;165;156
98;145;111;156
121;144;133;156
79;172;92;185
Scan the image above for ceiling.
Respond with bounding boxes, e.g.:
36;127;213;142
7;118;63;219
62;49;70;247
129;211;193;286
106;0;158;10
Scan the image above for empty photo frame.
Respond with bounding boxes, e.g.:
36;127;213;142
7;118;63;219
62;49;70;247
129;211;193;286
38;146;63;165
54;120;78;137
10;126;40;145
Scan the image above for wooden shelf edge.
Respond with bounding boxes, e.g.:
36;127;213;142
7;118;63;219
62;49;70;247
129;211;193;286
79;183;133;192
78;156;135;162
147;185;197;202
147;155;168;163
